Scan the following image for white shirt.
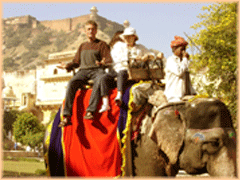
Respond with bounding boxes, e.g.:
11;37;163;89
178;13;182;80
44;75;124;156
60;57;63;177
111;42;155;72
164;54;190;102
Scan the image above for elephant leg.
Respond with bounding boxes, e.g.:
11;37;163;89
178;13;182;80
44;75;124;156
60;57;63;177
132;114;179;177
159;150;179;176
132;135;166;176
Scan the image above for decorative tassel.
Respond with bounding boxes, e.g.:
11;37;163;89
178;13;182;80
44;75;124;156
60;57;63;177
174;109;180;117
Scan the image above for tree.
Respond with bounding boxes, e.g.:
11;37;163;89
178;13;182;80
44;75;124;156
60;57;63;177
13;112;45;149
3;110;22;133
189;3;237;125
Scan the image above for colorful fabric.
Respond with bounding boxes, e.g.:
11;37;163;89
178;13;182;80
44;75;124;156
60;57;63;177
45;107;65;176
45;83;144;177
170;36;188;48
45;88;122;177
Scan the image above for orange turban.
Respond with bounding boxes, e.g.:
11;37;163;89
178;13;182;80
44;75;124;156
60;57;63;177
170;36;188;48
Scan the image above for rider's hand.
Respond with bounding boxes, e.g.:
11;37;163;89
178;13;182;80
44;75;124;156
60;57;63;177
57;62;67;69
182;51;189;60
95;61;101;66
100;58;106;65
96;58;106;66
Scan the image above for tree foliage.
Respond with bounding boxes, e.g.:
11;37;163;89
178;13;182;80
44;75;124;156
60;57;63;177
189;3;237;124
3;110;22;132
13;112;45;148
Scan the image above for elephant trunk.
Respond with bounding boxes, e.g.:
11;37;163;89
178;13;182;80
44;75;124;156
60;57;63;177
180;128;237;177
206;128;237;177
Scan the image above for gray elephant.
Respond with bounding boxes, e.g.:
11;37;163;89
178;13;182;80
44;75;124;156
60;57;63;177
124;96;237;177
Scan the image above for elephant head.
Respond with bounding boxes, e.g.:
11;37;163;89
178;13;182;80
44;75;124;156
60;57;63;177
149;98;237;177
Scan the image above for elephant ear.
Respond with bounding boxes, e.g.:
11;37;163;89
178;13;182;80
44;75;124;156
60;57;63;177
149;107;185;164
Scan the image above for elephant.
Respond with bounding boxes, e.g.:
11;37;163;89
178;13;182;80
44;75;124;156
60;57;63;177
126;96;237;177
43;84;237;177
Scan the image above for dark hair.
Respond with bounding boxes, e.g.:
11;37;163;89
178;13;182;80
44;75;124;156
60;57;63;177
171;45;186;53
85;20;98;29
109;30;124;48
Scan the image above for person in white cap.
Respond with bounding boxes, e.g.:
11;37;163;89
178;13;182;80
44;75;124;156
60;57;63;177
98;27;155;112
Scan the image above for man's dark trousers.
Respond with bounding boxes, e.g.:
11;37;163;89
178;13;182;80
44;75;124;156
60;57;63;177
63;68;106;117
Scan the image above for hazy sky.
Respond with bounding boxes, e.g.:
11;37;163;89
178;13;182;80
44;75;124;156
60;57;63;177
3;3;213;57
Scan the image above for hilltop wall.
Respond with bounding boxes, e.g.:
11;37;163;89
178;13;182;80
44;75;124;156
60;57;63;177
40;14;122;32
3;7;124;34
41;18;72;32
71;14;91;29
2;15;39;29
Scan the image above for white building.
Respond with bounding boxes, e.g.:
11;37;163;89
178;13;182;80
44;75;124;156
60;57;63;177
2;50;77;125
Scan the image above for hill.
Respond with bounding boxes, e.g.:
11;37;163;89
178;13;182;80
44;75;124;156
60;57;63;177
2;7;124;71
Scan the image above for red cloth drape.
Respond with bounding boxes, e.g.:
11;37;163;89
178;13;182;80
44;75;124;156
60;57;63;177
63;88;122;177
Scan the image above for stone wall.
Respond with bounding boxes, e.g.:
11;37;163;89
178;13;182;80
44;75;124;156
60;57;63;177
3;150;43;158
3;15;39;28
40;14;101;32
71;15;90;30
41;18;72;32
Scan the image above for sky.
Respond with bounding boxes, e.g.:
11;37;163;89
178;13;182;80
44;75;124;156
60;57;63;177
2;2;213;58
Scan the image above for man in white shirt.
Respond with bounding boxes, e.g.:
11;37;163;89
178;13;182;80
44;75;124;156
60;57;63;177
164;36;196;102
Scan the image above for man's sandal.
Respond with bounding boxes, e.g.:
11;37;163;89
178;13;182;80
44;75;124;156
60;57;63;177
84;111;94;120
58;116;71;127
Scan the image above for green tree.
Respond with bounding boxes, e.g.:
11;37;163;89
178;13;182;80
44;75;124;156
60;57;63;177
190;3;237;125
3;110;22;133
13;112;45;149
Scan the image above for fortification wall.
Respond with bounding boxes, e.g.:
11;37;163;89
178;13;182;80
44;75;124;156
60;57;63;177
41;18;72;32
71;15;90;30
40;14;93;32
3;15;38;28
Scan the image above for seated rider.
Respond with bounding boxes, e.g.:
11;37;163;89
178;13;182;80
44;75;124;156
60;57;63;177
98;27;156;112
164;36;196;103
58;20;112;126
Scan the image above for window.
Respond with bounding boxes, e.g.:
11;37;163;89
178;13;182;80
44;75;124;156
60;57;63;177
53;68;58;75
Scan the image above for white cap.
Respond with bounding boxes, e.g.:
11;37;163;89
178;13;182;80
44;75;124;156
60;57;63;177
120;27;139;41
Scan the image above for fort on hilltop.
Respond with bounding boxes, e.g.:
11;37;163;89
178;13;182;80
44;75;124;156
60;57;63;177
2;6;124;32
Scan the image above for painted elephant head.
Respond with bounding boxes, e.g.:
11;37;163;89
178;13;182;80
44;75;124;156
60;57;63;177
149;98;237;177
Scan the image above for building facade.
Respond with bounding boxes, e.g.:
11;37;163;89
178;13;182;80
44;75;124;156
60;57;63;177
2;50;76;125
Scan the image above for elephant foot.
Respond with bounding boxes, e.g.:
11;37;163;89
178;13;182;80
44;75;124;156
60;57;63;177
165;163;179;177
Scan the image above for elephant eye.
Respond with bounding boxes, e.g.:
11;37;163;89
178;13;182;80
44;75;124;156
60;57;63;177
202;139;221;154
210;141;219;147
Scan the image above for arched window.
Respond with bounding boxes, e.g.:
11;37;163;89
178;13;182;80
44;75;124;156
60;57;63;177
53;68;58;75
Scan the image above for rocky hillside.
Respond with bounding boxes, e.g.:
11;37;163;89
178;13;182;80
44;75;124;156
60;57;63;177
2;15;124;71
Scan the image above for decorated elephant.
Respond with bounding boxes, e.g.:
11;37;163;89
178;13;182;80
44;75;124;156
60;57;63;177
44;83;236;177
125;95;237;177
